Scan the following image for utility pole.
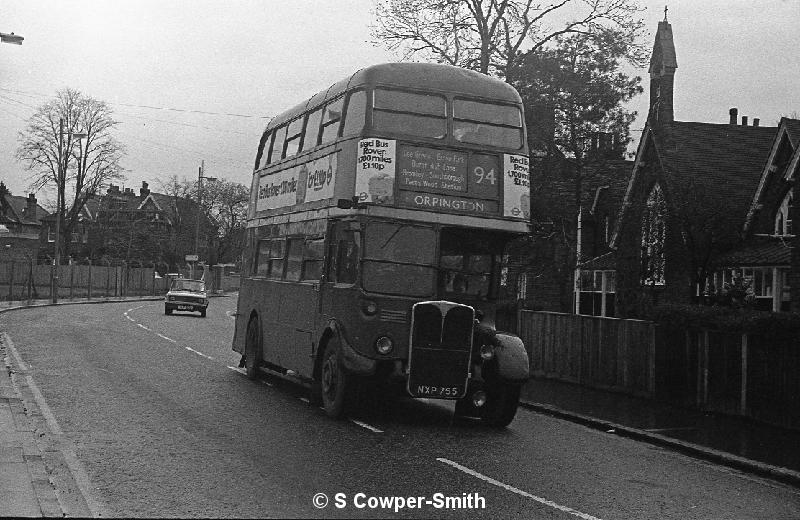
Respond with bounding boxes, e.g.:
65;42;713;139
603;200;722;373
193;160;216;279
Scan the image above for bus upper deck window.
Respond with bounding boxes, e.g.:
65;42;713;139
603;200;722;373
452;99;523;149
342;90;366;137
320;97;344;144
284;117;304;158
270;125;287;163
305;107;323;149
256;131;273;170
372;89;446;139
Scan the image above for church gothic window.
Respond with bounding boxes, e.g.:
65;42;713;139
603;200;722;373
641;183;666;285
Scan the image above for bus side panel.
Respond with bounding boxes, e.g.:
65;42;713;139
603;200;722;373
276;281;319;378
232;276;261;356
258;279;286;367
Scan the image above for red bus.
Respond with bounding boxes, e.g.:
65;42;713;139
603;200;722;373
232;63;531;426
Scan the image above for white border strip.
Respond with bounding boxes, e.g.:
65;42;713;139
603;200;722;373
437;458;602;520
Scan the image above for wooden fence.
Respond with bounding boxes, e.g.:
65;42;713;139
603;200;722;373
518;310;800;430
520;311;656;397
0;260;167;302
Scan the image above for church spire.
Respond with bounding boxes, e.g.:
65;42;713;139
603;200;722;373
648;14;677;124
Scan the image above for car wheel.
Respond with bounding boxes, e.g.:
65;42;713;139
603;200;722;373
244;316;262;380
164;306;171;315
200;309;206;318
320;337;351;418
481;383;521;428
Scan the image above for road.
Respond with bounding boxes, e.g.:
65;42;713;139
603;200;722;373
2;297;799;519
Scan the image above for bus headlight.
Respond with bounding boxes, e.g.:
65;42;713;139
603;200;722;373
375;336;394;355
479;344;495;361
362;300;379;316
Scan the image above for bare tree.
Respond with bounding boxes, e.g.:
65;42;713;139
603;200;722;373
371;0;646;81
202;179;249;264
16;88;125;261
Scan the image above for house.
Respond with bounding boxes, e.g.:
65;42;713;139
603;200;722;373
39;181;218;272
524;148;631;316
588;17;785;318
0;182;49;263
712;117;800;312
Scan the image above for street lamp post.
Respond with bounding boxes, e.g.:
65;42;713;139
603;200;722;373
193;160;216;279
51;119;86;303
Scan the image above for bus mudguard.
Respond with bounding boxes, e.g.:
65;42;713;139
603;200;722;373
493;332;530;383
327;321;377;376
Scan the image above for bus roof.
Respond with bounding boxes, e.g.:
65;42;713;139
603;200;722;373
263;63;522;131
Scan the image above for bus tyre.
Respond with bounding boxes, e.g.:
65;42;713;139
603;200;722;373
320;338;350;419
481;383;521;428
244;317;262;380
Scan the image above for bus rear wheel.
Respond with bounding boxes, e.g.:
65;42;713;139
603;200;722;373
245;317;262;380
481;383;521;428
320;338;350;418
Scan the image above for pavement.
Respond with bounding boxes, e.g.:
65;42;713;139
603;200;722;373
2;296;799;517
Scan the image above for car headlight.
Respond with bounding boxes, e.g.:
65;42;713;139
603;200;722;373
375;336;394;355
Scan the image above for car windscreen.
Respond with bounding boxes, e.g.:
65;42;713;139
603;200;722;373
171;280;205;292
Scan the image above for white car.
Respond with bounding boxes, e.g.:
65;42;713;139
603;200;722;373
164;278;208;317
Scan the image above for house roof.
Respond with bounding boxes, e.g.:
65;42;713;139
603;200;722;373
714;237;792;267
744;118;800;232
612;119;776;248
578;251;616;270
1;194;48;225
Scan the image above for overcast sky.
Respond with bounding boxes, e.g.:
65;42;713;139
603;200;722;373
1;0;798;205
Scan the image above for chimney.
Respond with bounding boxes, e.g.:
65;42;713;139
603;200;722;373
729;108;738;125
753;118;760;127
140;181;150;197
107;184;121;196
741;116;748;126
25;193;37;217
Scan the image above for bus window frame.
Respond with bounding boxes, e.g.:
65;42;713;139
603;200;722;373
284;116;305;159
320;95;345;145
341;89;367;138
451;97;524;150
304;106;324;150
269;124;288;164
255;129;273;170
371;87;448;140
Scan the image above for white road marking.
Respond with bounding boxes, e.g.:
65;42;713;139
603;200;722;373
645;426;699;433
299;397;310;403
350;419;384;433
3;333;110;518
227;366;247;374
137;323;150;331
437;458;603;520
184;346;214;360
157;333;177;343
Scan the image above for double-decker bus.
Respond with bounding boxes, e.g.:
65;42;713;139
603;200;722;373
233;63;531;427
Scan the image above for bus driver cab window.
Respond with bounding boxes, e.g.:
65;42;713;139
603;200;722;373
326;223;360;285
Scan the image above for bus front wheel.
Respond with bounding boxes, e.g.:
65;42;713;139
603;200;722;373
481;383;521;428
245;317;262;380
320;338;350;418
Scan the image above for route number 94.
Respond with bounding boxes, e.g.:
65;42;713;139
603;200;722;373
473;166;496;185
